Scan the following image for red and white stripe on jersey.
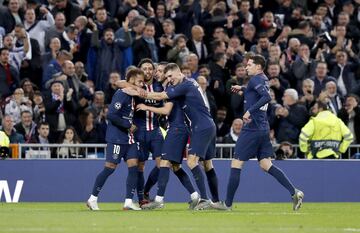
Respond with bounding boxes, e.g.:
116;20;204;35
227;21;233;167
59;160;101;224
145;84;155;131
128;98;135;144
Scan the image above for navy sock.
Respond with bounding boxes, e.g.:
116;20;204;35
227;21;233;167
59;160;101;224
137;171;145;201
92;167;115;196
157;167;170;197
126;166;138;199
268;165;296;196
225;168;241;207
191;165;208;199
206;168;219;202
174;168;195;194
144;166;159;194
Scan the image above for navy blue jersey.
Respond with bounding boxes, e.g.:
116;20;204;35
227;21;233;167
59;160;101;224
134;80;164;131
243;73;272;131
165;85;187;129
106;89;135;144
166;78;214;132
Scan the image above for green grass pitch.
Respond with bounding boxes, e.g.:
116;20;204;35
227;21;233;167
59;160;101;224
1;202;360;233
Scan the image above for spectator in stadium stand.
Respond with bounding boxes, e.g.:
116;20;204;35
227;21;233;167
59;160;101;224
310;61;336;97
4;88;32;124
290;43;317;91
226;35;244;73
221;118;243;158
84;0;104;19
77;109;105;144
59;24;78;53
274;89;309;144
20;78;36;100
57;126;84;158
310;13;327;39
51;0;82;27
208;52;228;108
239;23;256;52
24;7;55;54
132;21;158;66
73;16;92;64
324;81;343;115
2;32;30;73
267;61;290;105
215;107;230;143
328;50;360;97
197;75;217;120
280;37;300;75
42;37;61;70
44;12;66;50
42;49;73;88
225;63;248;119
0;0;24;34
288;20;314;49
104;72;121;104
117;0;149;24
32;91;46;124
117;14;146;41
86;91;105;119
185;53;199;80
147;1;167;39
250;32;270;59
29;121;50;146
158;19;176;62
298;79;316;112
336;11;360;48
93;7;120;39
338;94;360;145
14;110;37;143
44;81;78;143
167;34;189;66
268;44;282;63
187;25;208;65
0;48;20;99
0;114;24;144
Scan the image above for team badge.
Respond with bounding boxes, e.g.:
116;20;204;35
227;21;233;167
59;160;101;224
114;102;122;109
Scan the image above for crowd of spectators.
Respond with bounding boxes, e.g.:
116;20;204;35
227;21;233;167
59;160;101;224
1;0;360;159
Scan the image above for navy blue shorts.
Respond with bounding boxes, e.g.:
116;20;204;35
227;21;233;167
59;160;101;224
106;143;139;164
161;127;189;164
234;130;274;161
135;128;164;161
188;126;216;160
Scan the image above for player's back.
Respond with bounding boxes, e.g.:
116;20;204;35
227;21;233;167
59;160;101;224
106;89;135;144
243;73;271;131
167;96;187;129
166;78;214;132
134;80;164;131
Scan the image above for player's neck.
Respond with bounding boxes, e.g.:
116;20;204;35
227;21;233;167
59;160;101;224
145;78;154;85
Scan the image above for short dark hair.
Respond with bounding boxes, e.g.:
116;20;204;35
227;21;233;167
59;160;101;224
347;94;360;103
250;54;266;69
37;121;49;130
125;67;144;81
0;47;9;55
20;110;32;116
164;63;180;74
138;58;155;69
213;52;226;62
211;40;224;52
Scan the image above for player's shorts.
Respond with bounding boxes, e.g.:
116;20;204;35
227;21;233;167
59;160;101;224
188;125;216;160
135;128;164;162
234;129;274;161
106;142;139;164
161;127;189;164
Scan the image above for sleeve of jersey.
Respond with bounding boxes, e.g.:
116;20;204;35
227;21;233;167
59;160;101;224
339;119;354;153
107;94;132;130
166;82;188;99
247;80;271;114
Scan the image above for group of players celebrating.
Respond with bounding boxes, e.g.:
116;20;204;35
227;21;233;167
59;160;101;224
86;55;304;211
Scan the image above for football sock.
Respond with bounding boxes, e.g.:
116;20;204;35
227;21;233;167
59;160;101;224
144;166;159;194
92;167;115;196
191;165;208;199
137;171;145;201
157;167;170;196
268;165;296;196
225;168;241;207
205;168;219;202
126;166;138;199
174;168;195;194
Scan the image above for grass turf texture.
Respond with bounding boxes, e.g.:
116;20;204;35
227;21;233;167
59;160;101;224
1;203;360;233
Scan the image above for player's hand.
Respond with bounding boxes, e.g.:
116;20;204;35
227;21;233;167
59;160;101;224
136;87;147;98
129;124;137;133
136;103;148;111
123;87;139;96
231;85;243;95
243;111;251;123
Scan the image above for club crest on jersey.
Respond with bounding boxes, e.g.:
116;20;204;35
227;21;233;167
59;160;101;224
114;102;122;109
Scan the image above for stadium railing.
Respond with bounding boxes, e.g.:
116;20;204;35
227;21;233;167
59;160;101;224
8;143;360;159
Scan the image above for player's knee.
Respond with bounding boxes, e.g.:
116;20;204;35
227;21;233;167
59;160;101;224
231;159;243;169
137;162;145;171
259;158;272;172
187;157;198;169
160;159;171;168
203;160;213;171
105;162;117;169
126;159;138;167
155;157;162;168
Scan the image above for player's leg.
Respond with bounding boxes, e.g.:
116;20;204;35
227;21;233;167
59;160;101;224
87;143;120;210
223;159;245;209
124;157;141;211
203;135;220;203
143;156;160;199
187;154;208;202
137;161;146;204
172;163;200;209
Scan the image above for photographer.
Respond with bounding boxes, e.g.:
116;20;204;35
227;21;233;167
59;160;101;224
275;141;295;160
